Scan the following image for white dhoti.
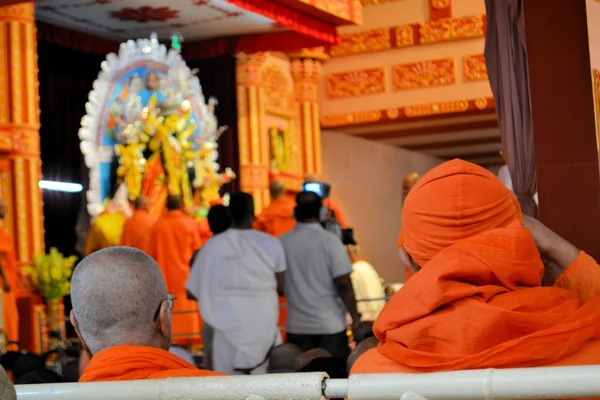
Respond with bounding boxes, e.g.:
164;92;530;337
187;229;282;375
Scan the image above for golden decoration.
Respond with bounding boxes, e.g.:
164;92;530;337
392;58;455;90
236;52;267;86
593;70;600;141
361;0;404;5
463;54;488;82
475;98;488;110
395;25;415;48
269;127;292;173
309;0;352;21
0;3;34;22
320;98;492;128
330;28;392;57
386;108;400;119
431;0;450;9
419;15;485;44
261;63;291;111
405;100;469;117
290;58;324;82
321;110;382;127
326;67;386;99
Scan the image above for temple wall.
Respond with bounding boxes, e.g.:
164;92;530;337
585;0;600;140
321;130;442;283
319;0;492;125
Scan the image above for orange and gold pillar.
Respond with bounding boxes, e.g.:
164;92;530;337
0;3;44;285
290;49;329;176
236;52;270;213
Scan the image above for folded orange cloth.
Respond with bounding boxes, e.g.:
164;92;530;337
79;345;223;381
371;159;600;371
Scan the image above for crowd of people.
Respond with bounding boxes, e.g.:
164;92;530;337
2;158;600;389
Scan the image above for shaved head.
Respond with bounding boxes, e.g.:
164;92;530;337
268;343;302;373
70;247;169;354
304;173;318;183
133;195;149;211
269;180;285;199
0;199;6;219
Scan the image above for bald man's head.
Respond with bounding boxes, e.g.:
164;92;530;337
133;195;149;211
269;180;285;199
70;247;170;354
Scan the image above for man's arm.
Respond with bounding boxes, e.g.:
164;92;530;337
274;240;287;296
327;237;360;328
334;273;360;329
187;290;197;301
0;254;10;293
275;272;285;296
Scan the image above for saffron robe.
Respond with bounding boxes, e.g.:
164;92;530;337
120;210;156;253
79;345;223;381
149;211;202;344
254;197;296;237
0;226;18;342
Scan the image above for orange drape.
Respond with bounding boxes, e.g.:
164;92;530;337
254;197;296;237
0;226;18;342
149;211;202;344
120;211;156;253
79;345;223;381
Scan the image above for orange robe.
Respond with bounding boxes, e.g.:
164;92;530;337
353;249;600;374
79;345;223;381
0;226;18;342
254;197;296;237
85;212;126;255
323;198;347;229
120;210;156;253
354;159;600;374
149;211;202;344
196;218;212;246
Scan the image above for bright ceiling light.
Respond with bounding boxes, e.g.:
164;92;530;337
38;180;83;193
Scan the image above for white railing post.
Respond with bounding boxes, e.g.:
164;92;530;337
15;365;600;400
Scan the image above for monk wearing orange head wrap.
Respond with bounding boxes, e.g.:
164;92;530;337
353;159;600;374
254;180;296;236
71;247;222;381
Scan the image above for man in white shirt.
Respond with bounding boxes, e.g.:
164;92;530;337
349;247;385;321
280;191;361;360
186;192;285;375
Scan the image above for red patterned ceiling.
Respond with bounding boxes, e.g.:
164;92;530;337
35;0;279;41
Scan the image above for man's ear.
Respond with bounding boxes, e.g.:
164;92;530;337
70;310;91;356
399;246;421;275
157;301;171;342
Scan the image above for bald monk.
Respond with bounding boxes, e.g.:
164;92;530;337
397;172;420;281
70;247;222;381
148;195;202;345
254;180;296;236
0;201;18;342
120;195;156;253
304;174;347;228
353;159;600;375
85;198;129;256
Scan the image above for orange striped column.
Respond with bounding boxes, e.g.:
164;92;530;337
289;49;329;176
0;2;43;291
236;52;270;214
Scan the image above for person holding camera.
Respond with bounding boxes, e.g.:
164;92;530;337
280;191;361;360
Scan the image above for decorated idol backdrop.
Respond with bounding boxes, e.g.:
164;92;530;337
79;34;234;218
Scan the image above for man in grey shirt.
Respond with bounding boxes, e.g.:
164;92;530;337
280;191;361;360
